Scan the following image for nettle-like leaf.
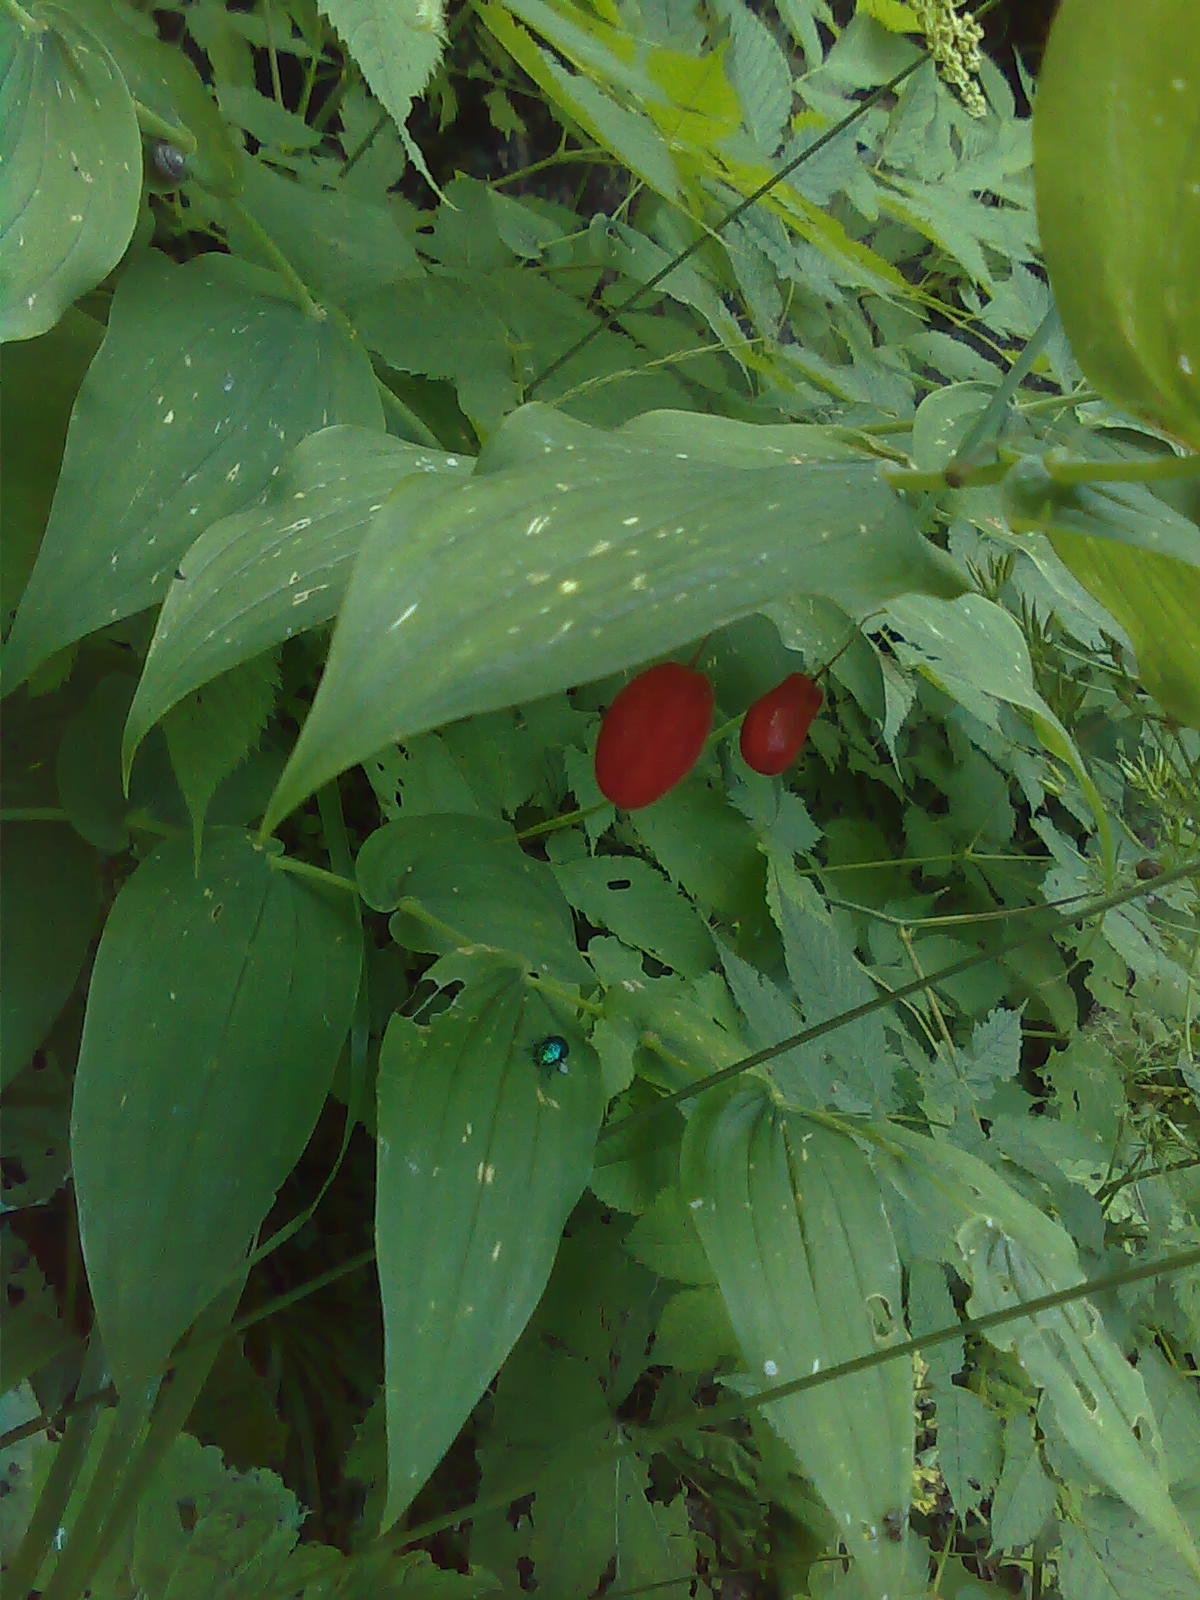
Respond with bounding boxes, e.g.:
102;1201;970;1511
123;426;469;775
71;828;361;1393
1035;0;1200;449
374;966;602;1528
264;404;965;828
883;591;1114;871
0;4;141;342
1;253;382;691
681;1089;920;1597
160;652;280;853
873;1121;1200;1578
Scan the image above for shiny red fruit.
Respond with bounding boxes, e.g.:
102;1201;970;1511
594;663;715;809
739;673;823;776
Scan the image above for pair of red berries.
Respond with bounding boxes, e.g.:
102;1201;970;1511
594;662;823;810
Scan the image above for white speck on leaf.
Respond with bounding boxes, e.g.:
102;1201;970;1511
389;603;419;630
763;1359;778;1377
559;578;579;595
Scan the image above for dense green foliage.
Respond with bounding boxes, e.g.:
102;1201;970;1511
1;0;1198;1597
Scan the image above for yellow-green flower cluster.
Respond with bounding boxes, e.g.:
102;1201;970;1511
913;0;988;118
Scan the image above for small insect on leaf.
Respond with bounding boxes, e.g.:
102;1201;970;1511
594;662;715;809
739;673;824;776
532;1035;570;1074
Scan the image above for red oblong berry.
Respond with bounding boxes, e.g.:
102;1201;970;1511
739;673;823;776
595;663;715;809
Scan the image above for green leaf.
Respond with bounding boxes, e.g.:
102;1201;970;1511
124;427;469;774
935;1384;1002;1518
1;253;383;692
1056;1495;1200;1600
553;854;715;978
264;404;965;828
318;0;445;135
374;967;602;1527
70;828;361;1392
0;823;98;1090
680;1090;918;1595
356;813;590;984
873;1121;1200;1577
989;1408;1056;1550
883;591;1114;872
0;6;141;342
1045;535;1200;730
1034;0;1200;448
161;653;279;853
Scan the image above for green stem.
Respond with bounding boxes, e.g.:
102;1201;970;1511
513;801;607;841
131;97;196;152
268;854;359;895
385;1240;1200;1558
222;197;325;319
883;459;1009;493
0;806;71;822
2;0;42;28
377;379;444;449
1042;450;1200;487
603;857;1200;1139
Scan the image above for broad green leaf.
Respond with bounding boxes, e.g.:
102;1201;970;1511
264;404;965;827
0;6;141;342
375;967;602;1527
318;0;445;135
1056;1496;1200;1600
1;253;382;692
0;823;98;1090
356;813;590;984
67;0;241;196
883;591;1114;872
71;828;361;1392
1044;535;1200;730
873;1121;1200;1576
989;1408;1056;1550
1002;456;1200;569
161;653;279;853
680;1090;918;1596
124;427;468;773
935;1384;1002;1517
1034;0;1200;448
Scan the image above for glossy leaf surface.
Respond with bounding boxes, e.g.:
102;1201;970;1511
2;254;382;690
71;829;361;1392
0;6;141;342
594;663;714;808
124;428;468;772
264;405;965;827
1035;0;1200;447
375;966;601;1528
681;1088;918;1596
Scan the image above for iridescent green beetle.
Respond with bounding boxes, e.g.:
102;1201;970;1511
532;1035;570;1075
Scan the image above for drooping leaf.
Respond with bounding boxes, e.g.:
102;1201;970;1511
356;812;590;984
374;966;602;1528
1034;0;1200;448
264;404;965;828
0;823;98;1090
0;5;141;342
680;1089;919;1596
123;427;469;773
70;828;361;1392
1;253;382;691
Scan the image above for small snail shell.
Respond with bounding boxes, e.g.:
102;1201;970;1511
149;141;189;184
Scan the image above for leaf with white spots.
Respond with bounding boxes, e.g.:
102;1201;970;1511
123;427;469;776
70;828;362;1393
1;252;382;692
264;403;966;828
0;5;141;342
680;1090;919;1596
375;966;601;1530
